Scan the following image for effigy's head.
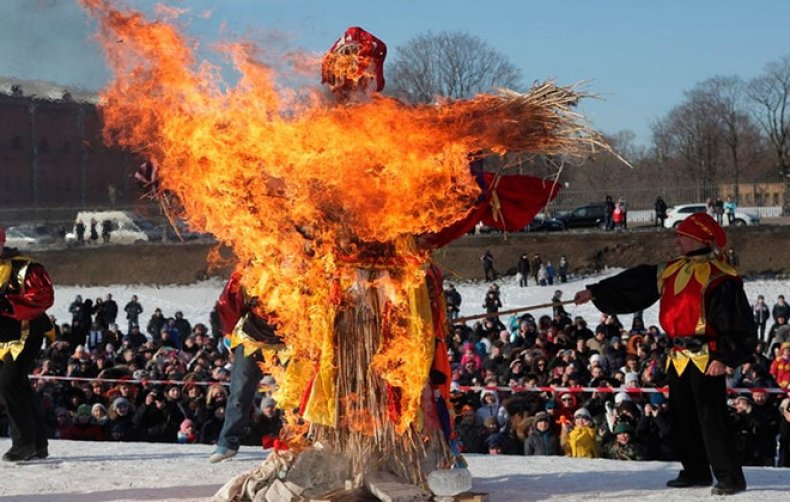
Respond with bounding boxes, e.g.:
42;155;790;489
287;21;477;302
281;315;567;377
321;26;386;100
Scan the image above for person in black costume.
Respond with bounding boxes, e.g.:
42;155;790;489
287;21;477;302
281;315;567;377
0;226;55;462
574;212;756;496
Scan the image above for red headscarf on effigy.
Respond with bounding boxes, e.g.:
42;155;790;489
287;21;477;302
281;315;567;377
321;26;387;93
676;212;727;248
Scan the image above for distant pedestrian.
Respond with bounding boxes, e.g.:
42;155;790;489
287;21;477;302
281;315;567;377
604;195;615;231
559;255;569;283
481;250;495;281
101;219;112;243
714;197;725;225
516;253;530;287
654;196;667;227
75;220;86;243
724;195;737;226
124;295;144;333
531;253;542;285
89;219;99;244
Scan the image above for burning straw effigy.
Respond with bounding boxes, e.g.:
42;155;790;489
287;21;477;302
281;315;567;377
81;1;609;500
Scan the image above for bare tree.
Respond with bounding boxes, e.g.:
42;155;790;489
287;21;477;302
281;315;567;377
387;31;522;103
700;76;763;197
748;55;790;177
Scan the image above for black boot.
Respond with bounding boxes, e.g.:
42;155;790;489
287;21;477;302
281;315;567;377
666;474;712;488
711;481;746;496
2;445;37;462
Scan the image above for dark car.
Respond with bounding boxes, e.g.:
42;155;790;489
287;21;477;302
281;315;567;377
524;215;565;232
555;203;607;229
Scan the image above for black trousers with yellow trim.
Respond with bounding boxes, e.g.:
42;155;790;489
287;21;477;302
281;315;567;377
668;363;744;486
0;328;48;452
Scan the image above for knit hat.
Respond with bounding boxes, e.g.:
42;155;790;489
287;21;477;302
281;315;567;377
113;397;130;408
676;212;726;248
534;411;551;423
614;392;631;404
92;403;108;415
544;399;557;410
613;422;632;435
179;419;196;434
650;393;667;406
261;397;276;409
483;416;498;427
76;404;92;417
573;407;592;419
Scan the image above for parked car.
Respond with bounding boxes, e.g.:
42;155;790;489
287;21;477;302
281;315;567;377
4;224;57;248
65;211;149;244
555;203;607;229
524;214;565;232
664;203;760;228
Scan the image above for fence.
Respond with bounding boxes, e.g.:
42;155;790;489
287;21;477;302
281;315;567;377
547;181;787;217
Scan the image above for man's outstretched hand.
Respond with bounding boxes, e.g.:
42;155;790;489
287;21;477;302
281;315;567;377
574;289;593;305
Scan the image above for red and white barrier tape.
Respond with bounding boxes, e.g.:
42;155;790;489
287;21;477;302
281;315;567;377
453;384;789;395
28;375;788;396
27;374;236;387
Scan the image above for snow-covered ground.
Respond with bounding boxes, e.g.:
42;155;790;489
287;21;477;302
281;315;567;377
1;438;789;501
49;270;788;338
17;271;786;501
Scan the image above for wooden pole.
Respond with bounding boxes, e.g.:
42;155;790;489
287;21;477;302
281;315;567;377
452;299;577;324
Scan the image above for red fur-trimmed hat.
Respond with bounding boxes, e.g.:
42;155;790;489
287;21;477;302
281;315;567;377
321;26;387;93
676;212;726;248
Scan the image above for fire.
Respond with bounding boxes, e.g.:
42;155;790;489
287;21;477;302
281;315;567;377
81;1;598;435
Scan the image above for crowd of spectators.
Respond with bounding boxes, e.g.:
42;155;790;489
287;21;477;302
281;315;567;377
0;294;282;449
1;280;789;467
444;283;790;466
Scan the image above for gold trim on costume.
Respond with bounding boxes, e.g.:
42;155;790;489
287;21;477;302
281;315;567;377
0;320;29;361
667;344;710;376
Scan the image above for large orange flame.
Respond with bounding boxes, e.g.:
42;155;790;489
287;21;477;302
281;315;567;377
81;1;597;433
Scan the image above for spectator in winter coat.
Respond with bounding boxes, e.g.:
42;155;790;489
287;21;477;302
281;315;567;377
177;419;199;444
173;311;192;343
61;404;105;441
475;390;501;426
102;294;119;327
516;253;530;287
750;390;781;466
124;295;144;333
769;342;790;390
444;283;462;320
778;397;790;467
561;407;599;458
530;254;542;285
602;337;626;376
525;412;562;456
146;308;166;340
108;397;134;441
455;404;483;454
605;422;646;460
636;392;672;460
247;397;284;449
480;250;495;281
753;295;771;343
732;396;760;466
558;255;569;283
773;295;790;323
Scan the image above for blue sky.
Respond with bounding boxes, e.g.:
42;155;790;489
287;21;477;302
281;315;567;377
2;0;790;144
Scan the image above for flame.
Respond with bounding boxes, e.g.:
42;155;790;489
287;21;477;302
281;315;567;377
81;1;599;435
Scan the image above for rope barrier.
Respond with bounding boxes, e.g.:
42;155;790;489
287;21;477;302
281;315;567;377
27;374;241;388
28;374;786;396
454;384;789;395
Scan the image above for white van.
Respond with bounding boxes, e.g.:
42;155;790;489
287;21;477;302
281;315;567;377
65;211;150;245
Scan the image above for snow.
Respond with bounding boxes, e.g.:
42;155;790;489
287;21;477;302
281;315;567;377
49;271;787;335
20;270;787;501
1;438;789;501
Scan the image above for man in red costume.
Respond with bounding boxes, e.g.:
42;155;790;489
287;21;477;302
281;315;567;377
574;213;756;495
0;226;55;461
